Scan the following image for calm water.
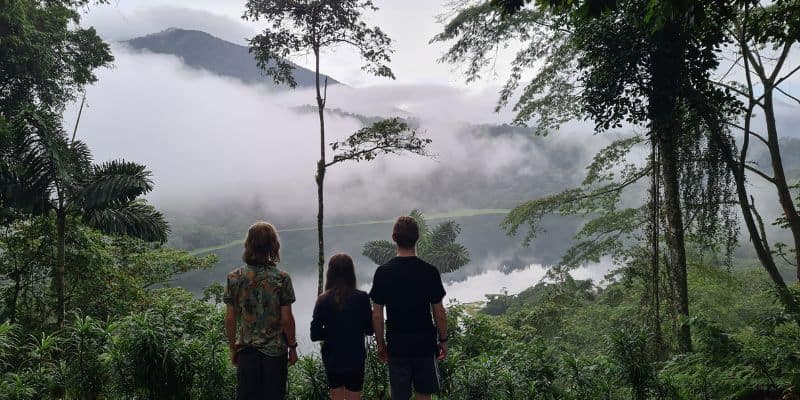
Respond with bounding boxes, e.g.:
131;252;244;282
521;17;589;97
290;261;611;353
174;213;612;353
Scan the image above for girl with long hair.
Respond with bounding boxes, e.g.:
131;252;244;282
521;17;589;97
310;253;373;400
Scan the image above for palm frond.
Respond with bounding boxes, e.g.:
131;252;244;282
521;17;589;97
67;140;93;178
23;109;81;188
0;110;61;216
361;210;471;272
409;209;429;236
78;160;154;210
420;242;470;273
428;221;461;249
362;240;396;266
83;200;169;243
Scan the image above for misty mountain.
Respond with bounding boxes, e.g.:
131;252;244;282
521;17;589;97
125;28;338;88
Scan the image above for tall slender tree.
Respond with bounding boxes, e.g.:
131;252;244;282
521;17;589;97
245;0;431;294
434;0;746;352
690;0;800;321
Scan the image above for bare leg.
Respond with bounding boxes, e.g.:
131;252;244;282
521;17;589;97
414;393;432;400
345;390;362;400
330;387;345;400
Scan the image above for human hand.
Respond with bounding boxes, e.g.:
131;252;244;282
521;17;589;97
230;347;239;366
437;342;448;361
288;348;298;366
376;341;388;363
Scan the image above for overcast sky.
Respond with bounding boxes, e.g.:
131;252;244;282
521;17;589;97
79;0;516;89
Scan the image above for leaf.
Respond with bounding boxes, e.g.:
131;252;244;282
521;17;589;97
328;118;433;166
77;160;154;210
83;200;169;243
421;242;471;273
362;240;396;266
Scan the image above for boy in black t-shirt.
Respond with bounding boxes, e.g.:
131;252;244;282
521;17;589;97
369;216;449;400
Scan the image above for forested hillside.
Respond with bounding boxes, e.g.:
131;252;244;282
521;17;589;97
125;28;337;88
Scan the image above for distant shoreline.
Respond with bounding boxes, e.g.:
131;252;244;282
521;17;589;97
188;208;510;255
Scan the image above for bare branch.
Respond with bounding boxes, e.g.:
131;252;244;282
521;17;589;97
724;121;770;147
776;86;800;106
743;164;776;184
769;41;794;82
774;64;800;88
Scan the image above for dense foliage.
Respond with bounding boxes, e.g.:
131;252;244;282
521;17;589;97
286;259;800;400
4;245;800;399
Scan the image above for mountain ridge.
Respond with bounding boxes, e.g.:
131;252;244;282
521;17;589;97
124;28;338;88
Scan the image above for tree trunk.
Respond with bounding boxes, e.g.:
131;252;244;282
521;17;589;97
649;140;663;355
56;206;66;327
763;89;800;277
314;47;326;296
649;21;692;353
7;270;21;323
724;140;799;320
702;110;800;324
658;133;692;352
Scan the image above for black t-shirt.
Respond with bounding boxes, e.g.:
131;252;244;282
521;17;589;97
310;290;373;371
369;256;446;357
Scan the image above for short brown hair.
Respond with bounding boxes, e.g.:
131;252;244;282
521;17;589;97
242;222;281;266
392;216;420;249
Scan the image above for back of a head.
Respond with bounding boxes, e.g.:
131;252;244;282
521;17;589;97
392;215;420;250
325;253;357;309
242;221;281;266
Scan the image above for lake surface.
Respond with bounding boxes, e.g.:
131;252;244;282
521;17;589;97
172;213;613;352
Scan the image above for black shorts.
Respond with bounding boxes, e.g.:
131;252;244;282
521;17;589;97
388;356;440;398
236;347;288;400
325;367;365;392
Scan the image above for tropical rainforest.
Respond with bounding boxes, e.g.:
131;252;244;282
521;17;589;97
1;0;800;399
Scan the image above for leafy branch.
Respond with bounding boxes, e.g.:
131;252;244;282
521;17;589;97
328;118;433;167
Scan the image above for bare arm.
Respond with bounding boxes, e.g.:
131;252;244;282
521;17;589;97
372;302;388;362
432;302;448;340
225;304;238;364
372;303;385;345
281;305;297;346
432;302;448;360
281;304;298;365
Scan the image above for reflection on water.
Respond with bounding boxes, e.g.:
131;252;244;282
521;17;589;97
440;262;610;304
291;261;611;354
173;213;611;353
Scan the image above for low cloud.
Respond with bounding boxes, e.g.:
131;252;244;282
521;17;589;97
65;45;617;228
81;5;255;45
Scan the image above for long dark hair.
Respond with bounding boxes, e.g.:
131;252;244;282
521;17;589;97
323;253;357;310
